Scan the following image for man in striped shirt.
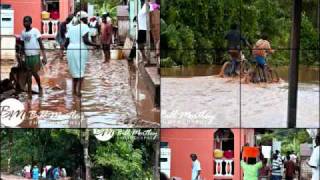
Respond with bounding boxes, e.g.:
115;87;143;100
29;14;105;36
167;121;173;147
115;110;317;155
271;153;282;180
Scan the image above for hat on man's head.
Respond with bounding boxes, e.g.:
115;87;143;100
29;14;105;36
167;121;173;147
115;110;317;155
77;11;88;19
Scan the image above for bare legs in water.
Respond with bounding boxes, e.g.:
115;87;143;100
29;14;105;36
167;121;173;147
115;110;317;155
72;78;84;97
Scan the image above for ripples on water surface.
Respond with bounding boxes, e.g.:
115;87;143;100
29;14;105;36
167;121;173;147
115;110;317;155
1;50;159;128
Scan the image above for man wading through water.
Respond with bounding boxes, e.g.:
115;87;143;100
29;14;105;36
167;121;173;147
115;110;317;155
20;16;47;98
100;14;113;63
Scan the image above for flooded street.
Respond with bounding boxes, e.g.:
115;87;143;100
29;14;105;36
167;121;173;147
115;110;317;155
161;76;240;128
1;48;159;128
161;65;319;128
81;50;137;127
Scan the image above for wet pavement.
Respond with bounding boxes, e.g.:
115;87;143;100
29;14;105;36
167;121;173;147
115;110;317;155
161;76;319;128
81;50;137;128
1;49;159;128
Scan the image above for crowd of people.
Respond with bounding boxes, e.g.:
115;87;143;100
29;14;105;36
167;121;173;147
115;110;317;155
17;11;114;98
22;164;67;180
240;149;300;180
160;133;319;180
7;1;160;100
240;134;320;180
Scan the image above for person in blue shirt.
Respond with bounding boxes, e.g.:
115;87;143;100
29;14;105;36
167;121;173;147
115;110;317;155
32;165;39;180
53;167;60;180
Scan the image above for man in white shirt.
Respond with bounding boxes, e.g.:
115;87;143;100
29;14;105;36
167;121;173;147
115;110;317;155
137;1;149;64
20;16;47;97
190;154;201;180
289;151;297;163
308;134;320;180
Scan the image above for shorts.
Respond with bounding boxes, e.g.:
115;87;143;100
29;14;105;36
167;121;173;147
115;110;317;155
25;55;41;72
255;56;266;66
137;30;147;44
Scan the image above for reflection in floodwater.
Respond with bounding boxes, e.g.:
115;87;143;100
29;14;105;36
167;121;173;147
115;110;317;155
82;50;137;128
1;50;159;128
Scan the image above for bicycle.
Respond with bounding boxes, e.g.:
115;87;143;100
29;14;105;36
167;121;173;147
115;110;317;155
249;60;280;83
219;52;251;78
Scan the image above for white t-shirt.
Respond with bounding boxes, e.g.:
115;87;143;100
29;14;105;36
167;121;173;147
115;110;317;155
24;165;31;172
138;3;147;30
309;146;320;180
290;154;297;163
191;160;201;180
20;28;41;56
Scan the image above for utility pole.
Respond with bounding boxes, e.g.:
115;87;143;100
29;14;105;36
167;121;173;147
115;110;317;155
287;0;302;128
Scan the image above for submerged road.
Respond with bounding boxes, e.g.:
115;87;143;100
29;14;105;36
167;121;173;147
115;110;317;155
161;76;319;128
1;50;159;128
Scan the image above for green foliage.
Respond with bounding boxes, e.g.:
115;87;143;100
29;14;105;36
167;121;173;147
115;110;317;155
82;0;123;19
258;129;312;155
0;129;156;179
0;129;83;175
161;0;319;67
91;129;156;179
161;57;177;67
160;20;196;66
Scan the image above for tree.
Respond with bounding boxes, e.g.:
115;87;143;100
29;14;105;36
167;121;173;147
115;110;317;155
86;0;123;18
161;0;319;67
258;129;312;155
0;129;84;175
91;129;155;180
81;129;92;180
0;129;157;179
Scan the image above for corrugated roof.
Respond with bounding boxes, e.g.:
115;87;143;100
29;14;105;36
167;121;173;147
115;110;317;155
117;5;128;17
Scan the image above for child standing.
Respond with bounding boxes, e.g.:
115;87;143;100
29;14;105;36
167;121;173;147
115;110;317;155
100;14;113;63
20;16;47;97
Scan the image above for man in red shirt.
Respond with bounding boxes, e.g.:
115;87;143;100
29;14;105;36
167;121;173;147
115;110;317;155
284;154;296;180
100;14;113;63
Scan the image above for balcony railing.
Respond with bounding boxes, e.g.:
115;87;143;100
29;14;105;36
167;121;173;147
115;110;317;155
214;158;234;177
42;20;59;38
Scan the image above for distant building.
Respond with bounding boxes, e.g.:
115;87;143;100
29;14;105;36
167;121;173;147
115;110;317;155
161;128;256;180
1;0;74;38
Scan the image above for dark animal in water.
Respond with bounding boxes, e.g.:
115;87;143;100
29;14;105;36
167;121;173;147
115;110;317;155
9;61;32;92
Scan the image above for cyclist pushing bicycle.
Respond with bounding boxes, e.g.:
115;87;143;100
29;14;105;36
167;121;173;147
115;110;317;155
252;34;275;82
223;23;251;76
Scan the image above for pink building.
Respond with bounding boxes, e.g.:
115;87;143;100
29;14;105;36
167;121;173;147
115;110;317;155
2;0;74;38
161;129;256;180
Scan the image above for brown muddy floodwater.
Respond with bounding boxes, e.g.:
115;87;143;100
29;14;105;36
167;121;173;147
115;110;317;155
1;49;159;128
161;65;319;128
161;65;320;83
